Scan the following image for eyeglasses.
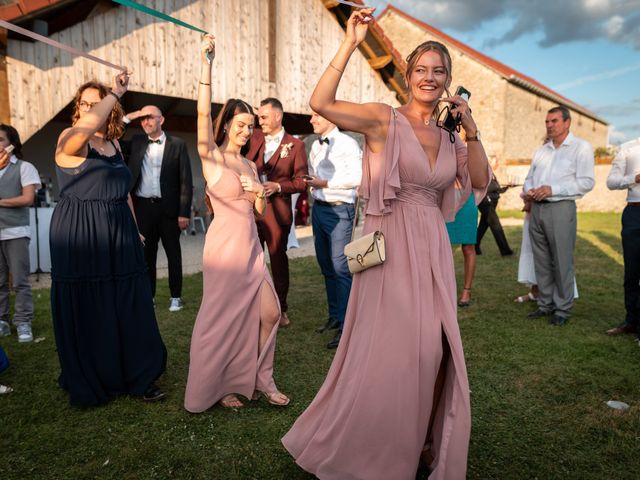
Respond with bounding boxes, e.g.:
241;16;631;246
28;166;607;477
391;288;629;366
78;100;100;111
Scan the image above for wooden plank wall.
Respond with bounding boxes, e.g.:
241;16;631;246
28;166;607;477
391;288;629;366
6;0;398;140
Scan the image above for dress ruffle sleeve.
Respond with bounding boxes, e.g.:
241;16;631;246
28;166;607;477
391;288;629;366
360;107;401;216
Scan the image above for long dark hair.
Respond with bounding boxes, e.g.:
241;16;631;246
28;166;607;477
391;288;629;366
213;98;254;156
71;80;124;140
0;124;23;159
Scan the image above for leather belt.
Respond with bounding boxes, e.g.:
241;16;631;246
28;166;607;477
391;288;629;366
139;197;162;203
628;202;640;207
314;199;351;207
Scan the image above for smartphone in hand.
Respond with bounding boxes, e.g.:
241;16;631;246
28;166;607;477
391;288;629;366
455;86;471;102
441;86;471;132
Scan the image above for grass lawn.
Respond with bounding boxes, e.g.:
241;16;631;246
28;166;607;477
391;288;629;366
1;212;638;479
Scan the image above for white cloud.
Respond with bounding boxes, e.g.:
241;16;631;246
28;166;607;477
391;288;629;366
552;63;640;90
606;15;625;36
376;0;640;50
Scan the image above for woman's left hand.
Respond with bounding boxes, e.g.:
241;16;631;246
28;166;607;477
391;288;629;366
112;70;130;98
139;233;146;246
240;175;264;195
440;96;477;137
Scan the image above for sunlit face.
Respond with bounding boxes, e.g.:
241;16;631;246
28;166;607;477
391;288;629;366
310;112;333;136
226;112;255;147
77;88;102;120
0;130;10;150
257;104;282;136
139;105;164;138
407;50;450;104
545;111;570;141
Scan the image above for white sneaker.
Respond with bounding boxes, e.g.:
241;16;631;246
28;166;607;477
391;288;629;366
169;298;184;312
0;320;9;337
17;324;33;343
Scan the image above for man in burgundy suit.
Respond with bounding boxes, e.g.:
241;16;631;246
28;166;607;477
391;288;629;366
247;98;308;327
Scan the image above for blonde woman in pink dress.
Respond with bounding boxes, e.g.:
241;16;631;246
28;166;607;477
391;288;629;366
282;8;489;479
184;35;289;412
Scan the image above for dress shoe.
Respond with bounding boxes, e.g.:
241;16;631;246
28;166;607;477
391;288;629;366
316;317;340;333
142;384;167;402
550;315;568;326
606;324;637;336
501;250;514;257
527;308;551;319
327;330;342;349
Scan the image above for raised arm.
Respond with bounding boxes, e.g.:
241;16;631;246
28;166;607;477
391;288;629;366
56;72;129;167
197;34;224;184
309;8;388;149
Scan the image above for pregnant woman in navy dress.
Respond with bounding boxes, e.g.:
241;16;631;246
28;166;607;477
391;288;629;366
50;72;166;407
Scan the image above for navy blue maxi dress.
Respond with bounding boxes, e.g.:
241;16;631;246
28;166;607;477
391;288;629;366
50;143;166;407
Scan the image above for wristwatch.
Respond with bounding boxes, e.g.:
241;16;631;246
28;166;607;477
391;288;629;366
466;130;481;142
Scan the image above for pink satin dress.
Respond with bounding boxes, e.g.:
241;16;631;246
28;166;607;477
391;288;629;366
282;109;486;479
184;167;281;413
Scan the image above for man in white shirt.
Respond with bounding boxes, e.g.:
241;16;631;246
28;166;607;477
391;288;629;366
0;125;41;343
523;106;595;326
605;137;640;337
306;112;362;349
122;106;193;312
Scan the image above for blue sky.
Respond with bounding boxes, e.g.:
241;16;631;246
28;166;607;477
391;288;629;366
367;0;640;144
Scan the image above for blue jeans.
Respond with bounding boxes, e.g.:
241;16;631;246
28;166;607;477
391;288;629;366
312;203;355;329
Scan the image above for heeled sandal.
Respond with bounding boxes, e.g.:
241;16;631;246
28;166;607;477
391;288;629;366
458;287;472;308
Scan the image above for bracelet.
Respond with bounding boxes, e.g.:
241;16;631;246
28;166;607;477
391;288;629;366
256;191;266;199
328;63;344;74
108;91;121;102
199;81;211;86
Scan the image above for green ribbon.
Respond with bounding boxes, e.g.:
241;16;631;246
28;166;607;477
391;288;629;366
113;0;207;34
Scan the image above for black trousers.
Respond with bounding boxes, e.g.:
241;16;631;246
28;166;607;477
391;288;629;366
476;195;513;255
622;204;640;327
134;197;182;299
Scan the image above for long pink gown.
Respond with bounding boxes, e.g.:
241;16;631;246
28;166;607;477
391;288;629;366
184;167;281;413
282;108;486;479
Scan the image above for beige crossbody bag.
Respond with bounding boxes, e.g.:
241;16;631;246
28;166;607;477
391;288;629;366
343;197;386;274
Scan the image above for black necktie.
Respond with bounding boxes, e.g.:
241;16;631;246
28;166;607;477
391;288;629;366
319;137;330;145
148;139;161;144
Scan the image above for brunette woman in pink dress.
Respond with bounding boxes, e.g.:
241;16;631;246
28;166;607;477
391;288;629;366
282;8;489;479
184;34;289;412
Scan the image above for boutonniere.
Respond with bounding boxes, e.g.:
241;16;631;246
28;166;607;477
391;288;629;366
280;142;294;158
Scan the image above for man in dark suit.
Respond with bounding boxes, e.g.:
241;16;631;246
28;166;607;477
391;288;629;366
122;105;193;312
247;98;308;327
475;174;514;256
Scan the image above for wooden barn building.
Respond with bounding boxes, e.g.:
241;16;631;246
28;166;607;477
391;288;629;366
0;0;404;200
